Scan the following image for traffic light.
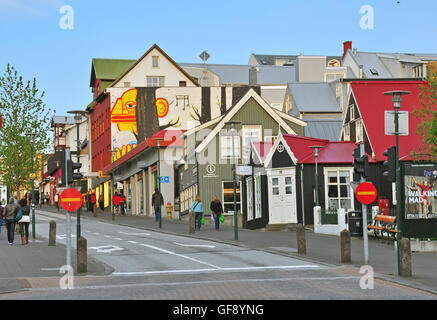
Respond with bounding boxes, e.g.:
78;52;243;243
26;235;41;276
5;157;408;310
66;159;83;185
383;146;397;182
353;147;369;180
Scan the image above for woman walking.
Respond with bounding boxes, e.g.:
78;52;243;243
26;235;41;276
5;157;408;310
4;197;18;245
99;192;104;212
191;195;204;232
210;196;224;230
0;201;4;239
18;198;31;245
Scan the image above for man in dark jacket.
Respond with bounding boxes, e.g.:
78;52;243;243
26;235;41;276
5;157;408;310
0;203;4;239
151;188;164;222
4;197;18;245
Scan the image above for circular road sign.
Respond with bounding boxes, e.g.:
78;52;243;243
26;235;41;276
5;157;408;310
355;182;377;205
59;188;83;212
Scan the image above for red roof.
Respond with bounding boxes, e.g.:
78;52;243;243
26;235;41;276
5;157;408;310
102;130;185;174
351;80;426;162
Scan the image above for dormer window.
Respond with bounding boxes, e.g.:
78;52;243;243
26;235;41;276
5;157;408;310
369;68;379;75
152;56;159;68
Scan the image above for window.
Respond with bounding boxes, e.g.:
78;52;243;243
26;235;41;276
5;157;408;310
152;56;159;68
222;181;241;214
146;76;165;87
343;125;350;141
413;65;423;78
180;184;197;213
369;68;379;75
356;120;363;143
124;82;131;87
220;135;240;159
242;125;261;163
254;175;262;219
325;169;354;212
179;81;187;87
349;104;355;120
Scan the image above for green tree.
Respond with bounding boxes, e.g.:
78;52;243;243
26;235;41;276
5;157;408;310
0;64;52;196
412;68;437;160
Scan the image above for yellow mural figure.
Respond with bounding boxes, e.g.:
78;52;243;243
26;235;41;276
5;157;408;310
113;142;137;161
111;88;138;134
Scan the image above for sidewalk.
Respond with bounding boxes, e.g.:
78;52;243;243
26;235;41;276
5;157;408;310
38;204;437;294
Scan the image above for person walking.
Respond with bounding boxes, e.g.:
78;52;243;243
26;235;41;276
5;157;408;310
191;195;204;232
113;191;121;216
210;196;224;230
152;188;164;223
90;190;96;215
0;202;4;240
18;198;31;245
4;197;18;245
119;192;126;216
98;192;104;212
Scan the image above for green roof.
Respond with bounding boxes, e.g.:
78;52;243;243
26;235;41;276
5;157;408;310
90;58;136;86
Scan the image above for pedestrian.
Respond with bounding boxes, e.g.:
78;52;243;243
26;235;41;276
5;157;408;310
0;201;4;240
113;191;121;216
86;189;91;212
45;192;49;204
119;192;126;216
210;196;224;230
99;192;104;212
191;195;204;232
151;188;164;223
18;198;30;245
90;191;96;213
4;197;18;245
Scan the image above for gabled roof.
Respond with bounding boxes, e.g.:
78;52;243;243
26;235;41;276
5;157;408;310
288;82;341;115
194;89;299;153
90;58;136;87
303;118;343;141
349;80;426;161
262;133;298;167
110;44;200;87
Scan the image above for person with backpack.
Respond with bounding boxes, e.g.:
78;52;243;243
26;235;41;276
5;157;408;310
98;192;104;212
4;197;18;245
18;198;30;245
210;196;224;230
191;195;204;232
113;191;121;216
119;192;126;216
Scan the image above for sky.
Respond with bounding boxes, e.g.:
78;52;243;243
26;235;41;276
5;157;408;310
1;0;437;115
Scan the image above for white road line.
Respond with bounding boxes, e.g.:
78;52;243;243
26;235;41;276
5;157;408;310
114;238;123;241
128;241;138;244
174;242;216;248
118;231;150;236
111;265;321;276
40;268;61;271
138;243;221;269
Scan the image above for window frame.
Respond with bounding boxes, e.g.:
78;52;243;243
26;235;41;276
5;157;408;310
324;167;354;212
222;180;242;214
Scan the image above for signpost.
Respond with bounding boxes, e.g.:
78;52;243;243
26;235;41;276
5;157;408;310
355;182;377;205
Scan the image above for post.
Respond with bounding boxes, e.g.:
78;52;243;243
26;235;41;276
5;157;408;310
76;118;81;239
48;220;56;246
30;135;36;239
157;140;162;229
189;211;195;234
111;159;115;221
77;237;87;273
296;223;306;255
340;229;351;263
360;143;369;265
66;212;71;268
399;238;412;277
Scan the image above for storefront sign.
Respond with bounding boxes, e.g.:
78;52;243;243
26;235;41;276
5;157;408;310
237;165;253;176
160;176;170;183
204;164;218;178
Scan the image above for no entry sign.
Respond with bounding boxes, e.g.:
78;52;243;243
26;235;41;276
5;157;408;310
355;182;377;205
59;188;83;212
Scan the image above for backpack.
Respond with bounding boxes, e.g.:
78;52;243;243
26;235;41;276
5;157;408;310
15;207;23;222
91;194;96;203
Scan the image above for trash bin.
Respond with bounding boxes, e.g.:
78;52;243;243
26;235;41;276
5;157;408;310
348;210;363;237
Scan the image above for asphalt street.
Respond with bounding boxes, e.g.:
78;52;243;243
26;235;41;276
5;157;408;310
0;209;435;300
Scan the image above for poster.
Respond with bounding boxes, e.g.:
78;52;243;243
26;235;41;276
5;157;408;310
404;163;437;219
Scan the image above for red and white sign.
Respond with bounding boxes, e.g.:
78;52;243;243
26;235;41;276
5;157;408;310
59;188;83;212
355;182;377;205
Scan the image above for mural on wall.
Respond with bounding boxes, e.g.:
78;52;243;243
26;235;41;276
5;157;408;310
109;86;261;161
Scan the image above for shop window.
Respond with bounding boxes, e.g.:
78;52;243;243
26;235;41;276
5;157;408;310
222;181;241;214
325;169;354;212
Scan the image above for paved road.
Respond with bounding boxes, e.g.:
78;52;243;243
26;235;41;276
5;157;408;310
0;210;435;300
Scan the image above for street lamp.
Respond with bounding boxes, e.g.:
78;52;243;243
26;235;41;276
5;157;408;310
67;109;87;239
309;145;324;207
152;137;164;229
225;120;241;241
109;150;117;221
25;132;36;239
383;90;410;275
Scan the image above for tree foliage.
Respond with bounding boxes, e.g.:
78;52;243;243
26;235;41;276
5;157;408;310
0;64;52;195
412;64;437;160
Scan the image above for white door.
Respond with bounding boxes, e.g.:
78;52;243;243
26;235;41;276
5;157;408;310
268;169;297;224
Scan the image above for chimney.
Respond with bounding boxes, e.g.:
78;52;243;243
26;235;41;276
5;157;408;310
343;41;352;59
359;65;364;78
249;66;257;86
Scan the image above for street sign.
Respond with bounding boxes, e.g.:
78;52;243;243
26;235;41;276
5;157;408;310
160;176;170;183
59;188;83;212
355;182;377;205
237;165;253;176
384;110;409;135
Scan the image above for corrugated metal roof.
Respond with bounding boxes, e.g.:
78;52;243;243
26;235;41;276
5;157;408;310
303;118;342;141
180;63;296;85
352;52;393;78
92;58;136;80
288;82;341;113
52;116;76;125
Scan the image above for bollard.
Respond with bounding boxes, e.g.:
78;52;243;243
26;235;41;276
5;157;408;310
399;238;412;277
77;237;87;273
296;223;306;255
188;211;195;234
340;229;351;263
48;220;56;246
